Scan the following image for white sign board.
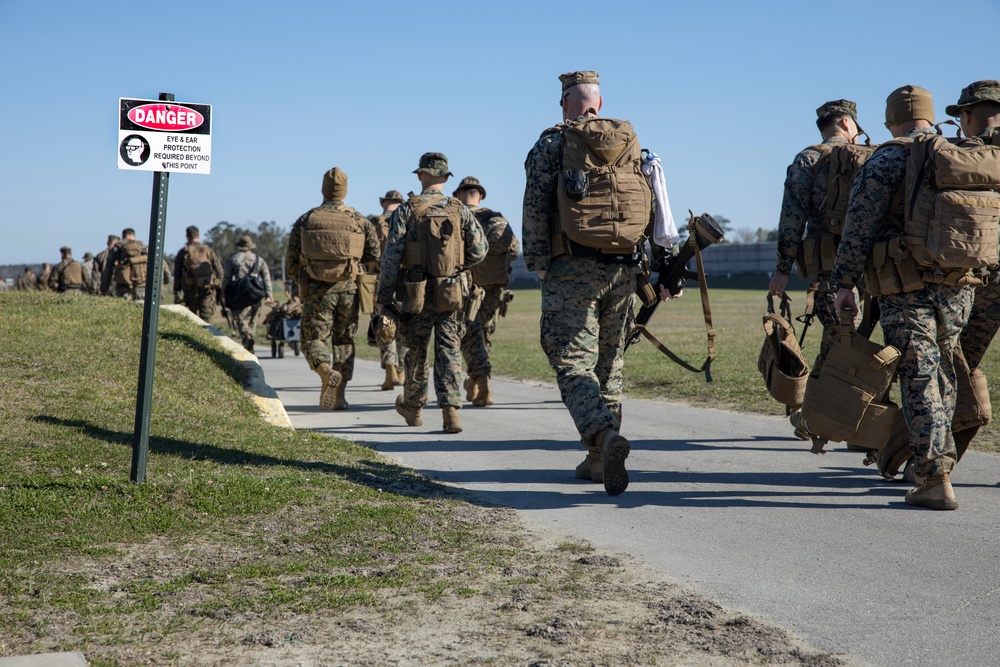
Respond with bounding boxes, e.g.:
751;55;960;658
118;98;212;174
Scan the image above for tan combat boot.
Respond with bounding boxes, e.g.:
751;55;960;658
381;366;396;391
905;472;959;511
396;368;405;386
333;381;348;411
596;427;630;496
317;363;342;411
472;376;493;407
442;406;463;434
395;394;422;427
464;376;479;403
575;448;604;484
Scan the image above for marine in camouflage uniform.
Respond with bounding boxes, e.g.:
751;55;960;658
377;153;487;434
101;228;147;300
454;176;521;406
832;85;970;510
93;234;119;295
174;225;224;322
370;190;407;390
36;263;52;291
48;246;86;293
15;267;36;291
523;71;666;496
288;168;380;410
224;234;274;353
81;252;94;293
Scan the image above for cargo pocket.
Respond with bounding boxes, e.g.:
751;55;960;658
401;279;427;314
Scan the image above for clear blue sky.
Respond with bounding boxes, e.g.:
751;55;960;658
2;0;998;266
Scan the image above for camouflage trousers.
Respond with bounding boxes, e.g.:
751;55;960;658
398;308;465;409
540;256;638;445
232;301;263;348
809;276;841;377
371;311;407;368
461;286;504;379
111;282;145;300
181;287;217;322
301;288;359;380
880;284;973;477
960;280;1000;371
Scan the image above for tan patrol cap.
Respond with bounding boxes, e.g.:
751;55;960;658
946;80;1000;117
885;85;935;128
452;176;486;199
321;167;348;200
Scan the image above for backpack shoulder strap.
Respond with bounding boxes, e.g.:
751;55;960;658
408;194;447;222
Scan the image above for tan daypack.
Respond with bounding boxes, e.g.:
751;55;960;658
555;117;652;253
183;242;215;289
399;195;466;314
470;208;514;288
799;311;901;449
903;133;1000;271
870;345;991;479
301;206;366;283
113;240;147;287
758;294;809;412
817;143;879;235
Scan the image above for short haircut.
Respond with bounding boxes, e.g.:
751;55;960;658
186;225;200;240
122;227;135;237
816;112;849;134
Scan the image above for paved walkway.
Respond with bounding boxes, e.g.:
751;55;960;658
261;354;1000;667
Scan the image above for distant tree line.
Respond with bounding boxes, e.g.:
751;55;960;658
204;221;289;281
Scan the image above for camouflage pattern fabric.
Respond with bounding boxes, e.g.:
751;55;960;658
232;302;263;347
379;336;407;369
15;273;35;291
301;284;360;379
174;241;224;321
288;199;380;377
182;289;217;322
775;137;847;275
461;286;505;379
224;250;273;346
521;128;563;274
377;188;487;409
94;247;113;294
810;277;841;376
48;258;85;292
540;256;638;444
831;127;965;477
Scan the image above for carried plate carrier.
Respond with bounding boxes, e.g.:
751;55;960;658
300;205;366;283
758;294;809;413
113;239;147;288
470;208;513;288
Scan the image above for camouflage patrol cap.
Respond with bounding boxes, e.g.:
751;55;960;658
885;85;935;128
816;99;858;120
60;246;71;254
379;190;404;204
453;176;486;199
83;252;93;261
321;167;348;201
946;80;1000;117
413;152;452;178
236;234;256;250
559;71;600;92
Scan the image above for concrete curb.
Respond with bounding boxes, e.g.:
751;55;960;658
162;305;294;429
0;652;89;666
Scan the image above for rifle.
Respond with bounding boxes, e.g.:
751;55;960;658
795;284;817;347
624;211;725;381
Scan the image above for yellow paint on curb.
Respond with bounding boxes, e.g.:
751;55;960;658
162;305;294;429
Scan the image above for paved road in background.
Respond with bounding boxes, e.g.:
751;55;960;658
261;354;1000;667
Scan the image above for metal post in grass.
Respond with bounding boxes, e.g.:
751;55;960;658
118;91;213;482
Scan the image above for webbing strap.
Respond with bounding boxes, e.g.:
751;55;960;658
408;194;446;222
635;233;717;382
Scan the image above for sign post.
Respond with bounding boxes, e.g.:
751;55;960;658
118;92;212;483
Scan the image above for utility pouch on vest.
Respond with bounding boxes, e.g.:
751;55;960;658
356;272;377;315
864;239;925;296
758;294;809;411
400;276;427;315
431;275;463;313
798;237;817;281
954;346;992;432
798;233;839;281
465;284;485;323
800;310;901;448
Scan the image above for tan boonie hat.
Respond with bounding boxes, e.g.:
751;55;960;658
236;234;255;250
413;152;452;177
946;80;1000;117
379;190;404;204
885;85;935;128
321;167;348;201
452;176;486;199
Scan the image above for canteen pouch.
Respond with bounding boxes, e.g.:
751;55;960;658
466;284;485;323
355;272;377;315
400;277;427;315
432;275;463;313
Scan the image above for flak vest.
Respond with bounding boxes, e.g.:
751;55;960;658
470;208;512;288
300;206;366;282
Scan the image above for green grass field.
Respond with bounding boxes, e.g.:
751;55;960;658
357;287;1000;453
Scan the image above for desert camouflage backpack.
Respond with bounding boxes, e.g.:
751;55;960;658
183;242;215;289
113;240;147;287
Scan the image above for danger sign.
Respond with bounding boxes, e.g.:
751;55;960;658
118;98;212;174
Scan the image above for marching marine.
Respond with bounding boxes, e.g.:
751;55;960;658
224;234;275;353
287;168;380;410
454;176;520;406
370;190;407;391
174;225;224;321
48;246;86;293
377;152;487;434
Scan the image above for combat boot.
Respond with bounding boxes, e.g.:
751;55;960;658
442;406;463;434
317;363;342;411
574;448;604;484
472;376;493;407
381;366;396;391
395;394;422;427
333;381;349;411
596;427;630;496
905;473;959;511
464;376;479;403
790;410;828;454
